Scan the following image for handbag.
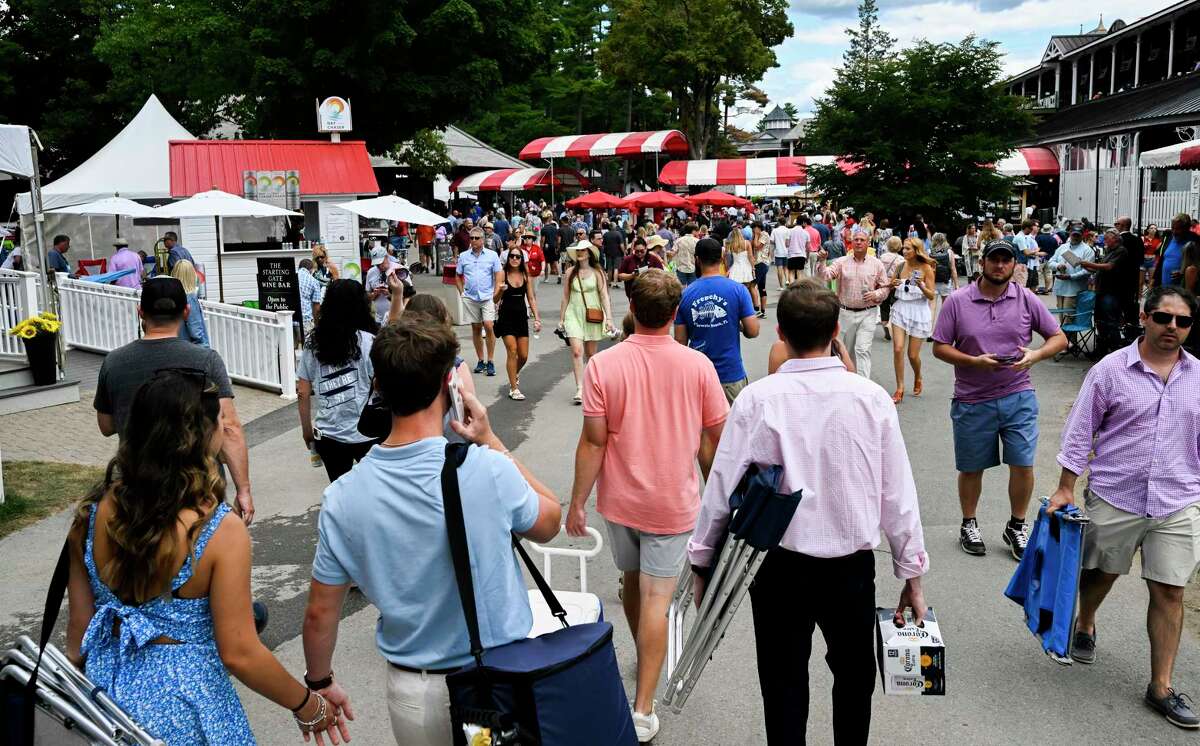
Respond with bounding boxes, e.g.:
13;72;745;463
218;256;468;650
1;541;69;746
439;443;636;746
575;273;604;324
357;378;391;440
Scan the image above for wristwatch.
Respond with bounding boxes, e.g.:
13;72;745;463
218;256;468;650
304;671;334;690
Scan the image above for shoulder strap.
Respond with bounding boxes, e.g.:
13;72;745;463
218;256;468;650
441;442;484;662
23;539;70;715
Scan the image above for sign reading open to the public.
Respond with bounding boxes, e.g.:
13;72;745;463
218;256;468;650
256;256;301;316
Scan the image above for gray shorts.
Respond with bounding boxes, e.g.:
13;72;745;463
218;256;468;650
605;518;690;578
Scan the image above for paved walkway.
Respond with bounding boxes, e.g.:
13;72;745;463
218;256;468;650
3;276;1198;745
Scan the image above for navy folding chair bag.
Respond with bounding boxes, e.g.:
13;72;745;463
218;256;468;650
1004;501;1087;660
440;443;637;746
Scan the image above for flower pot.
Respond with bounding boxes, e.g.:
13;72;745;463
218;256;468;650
22;332;58;386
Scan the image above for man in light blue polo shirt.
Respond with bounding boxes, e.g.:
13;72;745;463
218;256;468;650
301;317;561;746
455;228;503;376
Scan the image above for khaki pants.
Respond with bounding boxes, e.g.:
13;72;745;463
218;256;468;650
386;663;452;746
721;377;749;404
1056;294;1077;326
839;306;879;379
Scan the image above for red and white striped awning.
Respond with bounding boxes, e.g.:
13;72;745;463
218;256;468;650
995;147;1059;177
1139;140;1200;169
519;130;689;161
658;156;853;186
448;167;588;192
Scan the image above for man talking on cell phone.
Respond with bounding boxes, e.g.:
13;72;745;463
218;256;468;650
931;240;1067;560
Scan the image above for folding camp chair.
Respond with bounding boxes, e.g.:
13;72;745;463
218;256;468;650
1050;290;1096;361
663;465;802;713
525;526;604;637
1;637;163;745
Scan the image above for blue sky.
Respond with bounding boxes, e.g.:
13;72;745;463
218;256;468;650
730;0;1167;129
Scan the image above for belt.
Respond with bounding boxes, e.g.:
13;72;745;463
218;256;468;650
389;661;458;675
839;304;877;312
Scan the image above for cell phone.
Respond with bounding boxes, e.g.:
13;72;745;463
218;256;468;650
448;369;465;423
993;353;1020;365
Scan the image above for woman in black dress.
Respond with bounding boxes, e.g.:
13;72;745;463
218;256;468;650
493;249;542;400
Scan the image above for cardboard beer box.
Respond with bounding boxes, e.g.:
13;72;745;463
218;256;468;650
875;606;946;695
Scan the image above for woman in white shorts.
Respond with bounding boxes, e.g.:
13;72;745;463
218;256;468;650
887;237;937;404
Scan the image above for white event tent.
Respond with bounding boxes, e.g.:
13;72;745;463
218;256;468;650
16;95;195;257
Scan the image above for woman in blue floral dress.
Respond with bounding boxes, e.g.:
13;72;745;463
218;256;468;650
64;370;349;744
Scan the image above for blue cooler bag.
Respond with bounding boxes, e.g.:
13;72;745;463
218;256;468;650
440;443;637;746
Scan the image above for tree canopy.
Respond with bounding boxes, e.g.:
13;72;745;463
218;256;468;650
806;32;1034;224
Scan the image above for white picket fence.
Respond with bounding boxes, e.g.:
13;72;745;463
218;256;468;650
54;274;296;398
1142;189;1199;227
0;269;40;359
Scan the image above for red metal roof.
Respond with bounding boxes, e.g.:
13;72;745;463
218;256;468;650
169;140;379;197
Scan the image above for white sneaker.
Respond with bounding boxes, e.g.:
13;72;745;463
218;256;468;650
632;707;659;742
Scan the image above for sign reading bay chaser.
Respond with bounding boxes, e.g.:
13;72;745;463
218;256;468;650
256;256;301;317
316;96;353;132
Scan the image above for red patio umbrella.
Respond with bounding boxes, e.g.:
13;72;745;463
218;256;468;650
566;190;627;210
621;190;693;211
686;190;755;211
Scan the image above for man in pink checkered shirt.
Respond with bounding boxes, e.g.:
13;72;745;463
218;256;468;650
1050;285;1200;729
688;279;928;746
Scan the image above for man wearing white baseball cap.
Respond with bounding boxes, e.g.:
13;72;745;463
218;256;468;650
365;245;394;324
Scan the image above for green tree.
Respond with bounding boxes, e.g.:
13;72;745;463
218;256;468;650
388;129;454;181
806;35;1034;224
599;0;792;159
782;102;800;123
0;0;121;176
842;0;896;85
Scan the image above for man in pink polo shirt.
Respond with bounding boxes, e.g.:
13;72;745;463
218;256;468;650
568;269;728;742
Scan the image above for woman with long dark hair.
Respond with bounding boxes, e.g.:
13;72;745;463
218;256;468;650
66;371;345;743
298;278;380;481
494;249;541;400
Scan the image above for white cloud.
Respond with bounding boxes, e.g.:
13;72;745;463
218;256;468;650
748;0;1168;118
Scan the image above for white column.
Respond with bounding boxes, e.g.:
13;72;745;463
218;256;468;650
1088;54;1095;99
1055;65;1062;106
1168;19;1176;76
1037;73;1043;101
275;309;297;399
1110;46;1117;94
1072;60;1079;105
1135;34;1142;86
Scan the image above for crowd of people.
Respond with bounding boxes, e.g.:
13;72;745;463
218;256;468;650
21;188;1199;746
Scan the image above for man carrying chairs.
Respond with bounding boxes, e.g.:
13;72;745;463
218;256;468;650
677;279;931;746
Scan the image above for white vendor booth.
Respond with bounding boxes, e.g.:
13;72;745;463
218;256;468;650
168;139;379;304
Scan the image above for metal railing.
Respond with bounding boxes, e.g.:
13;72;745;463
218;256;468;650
53;274;296;398
0;269;40;359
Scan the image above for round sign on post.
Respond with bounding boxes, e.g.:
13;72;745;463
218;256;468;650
317;96;353;133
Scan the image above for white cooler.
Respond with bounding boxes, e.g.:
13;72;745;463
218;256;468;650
526;526;605;637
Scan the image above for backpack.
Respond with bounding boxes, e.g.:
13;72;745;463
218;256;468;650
931;250;951;283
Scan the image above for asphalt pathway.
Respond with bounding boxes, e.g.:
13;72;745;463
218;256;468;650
2;273;1197;745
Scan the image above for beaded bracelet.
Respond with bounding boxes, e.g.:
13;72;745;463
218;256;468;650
293;691;327;731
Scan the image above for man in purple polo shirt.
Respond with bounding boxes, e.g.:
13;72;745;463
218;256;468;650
931;240;1067;560
1048;285;1200;729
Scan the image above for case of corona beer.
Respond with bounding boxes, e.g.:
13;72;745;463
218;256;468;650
875;606;946;695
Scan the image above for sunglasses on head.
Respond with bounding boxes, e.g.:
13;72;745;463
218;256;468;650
1150;311;1194;329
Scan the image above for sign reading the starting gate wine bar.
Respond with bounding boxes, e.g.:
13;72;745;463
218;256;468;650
256;256;301;317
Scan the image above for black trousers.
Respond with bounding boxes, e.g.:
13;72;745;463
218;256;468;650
749;548;876;746
314;437;375;482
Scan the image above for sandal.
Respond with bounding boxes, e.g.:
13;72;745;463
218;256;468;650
892;388;904;405
912;379;923;397
509;388;526;401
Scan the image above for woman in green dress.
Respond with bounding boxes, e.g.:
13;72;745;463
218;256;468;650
558;240;614;404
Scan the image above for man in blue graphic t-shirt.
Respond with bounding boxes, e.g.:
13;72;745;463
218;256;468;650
674;238;760;402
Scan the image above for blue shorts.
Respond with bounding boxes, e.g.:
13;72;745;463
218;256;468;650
774;256;788;268
950;390;1039;473
676;270;696;286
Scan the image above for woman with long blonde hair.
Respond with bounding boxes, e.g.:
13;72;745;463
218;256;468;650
725;228;760;314
170;259;209;347
558;241;614;404
66;371;345;743
887;238;937;403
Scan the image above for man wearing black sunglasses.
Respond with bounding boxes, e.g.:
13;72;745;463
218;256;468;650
1050;285;1200;729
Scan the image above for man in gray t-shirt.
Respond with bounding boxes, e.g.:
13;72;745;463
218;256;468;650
94;277;255;523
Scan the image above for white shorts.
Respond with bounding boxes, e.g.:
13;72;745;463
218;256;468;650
386;663;452;746
462;297;496;324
